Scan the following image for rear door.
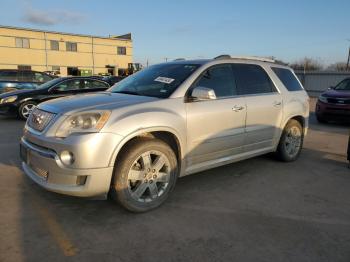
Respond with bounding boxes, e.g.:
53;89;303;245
232;64;283;152
186;64;246;168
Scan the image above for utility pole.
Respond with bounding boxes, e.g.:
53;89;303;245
346;46;350;71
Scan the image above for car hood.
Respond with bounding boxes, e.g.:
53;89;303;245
39;92;159;115
322;89;350;98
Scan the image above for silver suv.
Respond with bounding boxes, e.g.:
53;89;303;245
20;56;309;212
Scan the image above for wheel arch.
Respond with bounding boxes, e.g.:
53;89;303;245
109;127;184;169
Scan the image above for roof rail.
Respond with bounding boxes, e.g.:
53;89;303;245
214;55;275;63
173;58;186;61
231;56;275;63
214;54;231;60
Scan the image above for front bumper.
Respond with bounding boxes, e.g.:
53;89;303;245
0;103;17;116
20;131;123;197
316;100;350;120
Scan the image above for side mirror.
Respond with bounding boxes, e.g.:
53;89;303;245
191;86;216;100
328;86;334;90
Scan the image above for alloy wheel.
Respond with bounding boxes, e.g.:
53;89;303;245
127;150;171;203
284;126;302;158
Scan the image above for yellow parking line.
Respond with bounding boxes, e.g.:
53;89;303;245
33;200;79;257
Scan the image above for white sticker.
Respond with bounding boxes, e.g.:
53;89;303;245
154;76;175;84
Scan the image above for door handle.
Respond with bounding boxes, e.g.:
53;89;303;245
232;105;244;112
273;101;282;107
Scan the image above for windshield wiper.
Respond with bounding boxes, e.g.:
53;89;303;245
113;90;140;96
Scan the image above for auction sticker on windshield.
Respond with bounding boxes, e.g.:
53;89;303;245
154;76;175;84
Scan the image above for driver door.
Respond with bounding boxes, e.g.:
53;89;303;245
46;79;82;101
185;64;246;170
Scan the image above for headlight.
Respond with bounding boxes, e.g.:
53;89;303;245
318;95;328;103
0;95;17;104
55;111;111;138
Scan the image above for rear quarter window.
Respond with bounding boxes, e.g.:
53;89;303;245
272;67;303;91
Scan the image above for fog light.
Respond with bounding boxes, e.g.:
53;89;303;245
76;175;87;185
60;151;75;165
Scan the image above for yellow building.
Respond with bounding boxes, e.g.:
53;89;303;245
0;25;133;76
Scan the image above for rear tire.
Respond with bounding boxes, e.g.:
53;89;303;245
276;119;304;162
110;138;178;212
18;101;37;120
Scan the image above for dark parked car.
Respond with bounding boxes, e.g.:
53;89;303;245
316;78;350;123
101;75;125;86
0;77;110;119
0;69;56;94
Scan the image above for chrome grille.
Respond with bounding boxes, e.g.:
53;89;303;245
27;108;55;132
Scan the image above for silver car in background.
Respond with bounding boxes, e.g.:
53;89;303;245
20;55;309;212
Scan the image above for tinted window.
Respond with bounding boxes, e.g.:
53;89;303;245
33;72;51;82
193;65;237;98
21;71;34;82
83;80;109;89
0;71;18;81
334;79;350;91
233;64;276;95
272;67;303;91
55;79;81;91
110;63;199;98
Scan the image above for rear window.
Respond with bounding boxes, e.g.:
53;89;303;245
272;67;303;91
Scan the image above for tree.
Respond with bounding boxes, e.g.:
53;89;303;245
290;57;323;71
326;62;348;72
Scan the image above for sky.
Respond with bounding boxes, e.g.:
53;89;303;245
0;0;349;66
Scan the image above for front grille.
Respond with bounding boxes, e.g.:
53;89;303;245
30;163;49;180
327;97;350;105
27;108;55;132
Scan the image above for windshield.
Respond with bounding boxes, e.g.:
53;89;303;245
109;63;200;98
36;78;63;89
334;79;350;91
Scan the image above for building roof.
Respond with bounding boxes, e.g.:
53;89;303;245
0;25;132;41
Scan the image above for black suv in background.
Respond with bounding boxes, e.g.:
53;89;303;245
0;69;55;94
0;77;110;119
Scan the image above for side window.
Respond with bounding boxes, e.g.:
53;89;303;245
233;64;276;95
83;80;109;89
55;79;81;91
33;72;51;82
20;71;34;82
335;79;350;91
271;67;303;91
0;71;18;81
192;64;237;98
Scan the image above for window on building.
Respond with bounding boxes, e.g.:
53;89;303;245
15;38;30;48
117;46;126;55
67;67;79;76
232;64;276;95
50;40;59;51
18;65;32;71
66;42;77;52
52;66;60;73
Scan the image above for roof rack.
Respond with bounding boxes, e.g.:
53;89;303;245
173;58;186;61
214;55;275;63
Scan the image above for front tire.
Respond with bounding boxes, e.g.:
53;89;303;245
110;138;178;212
18;101;37;120
276;119;304;162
